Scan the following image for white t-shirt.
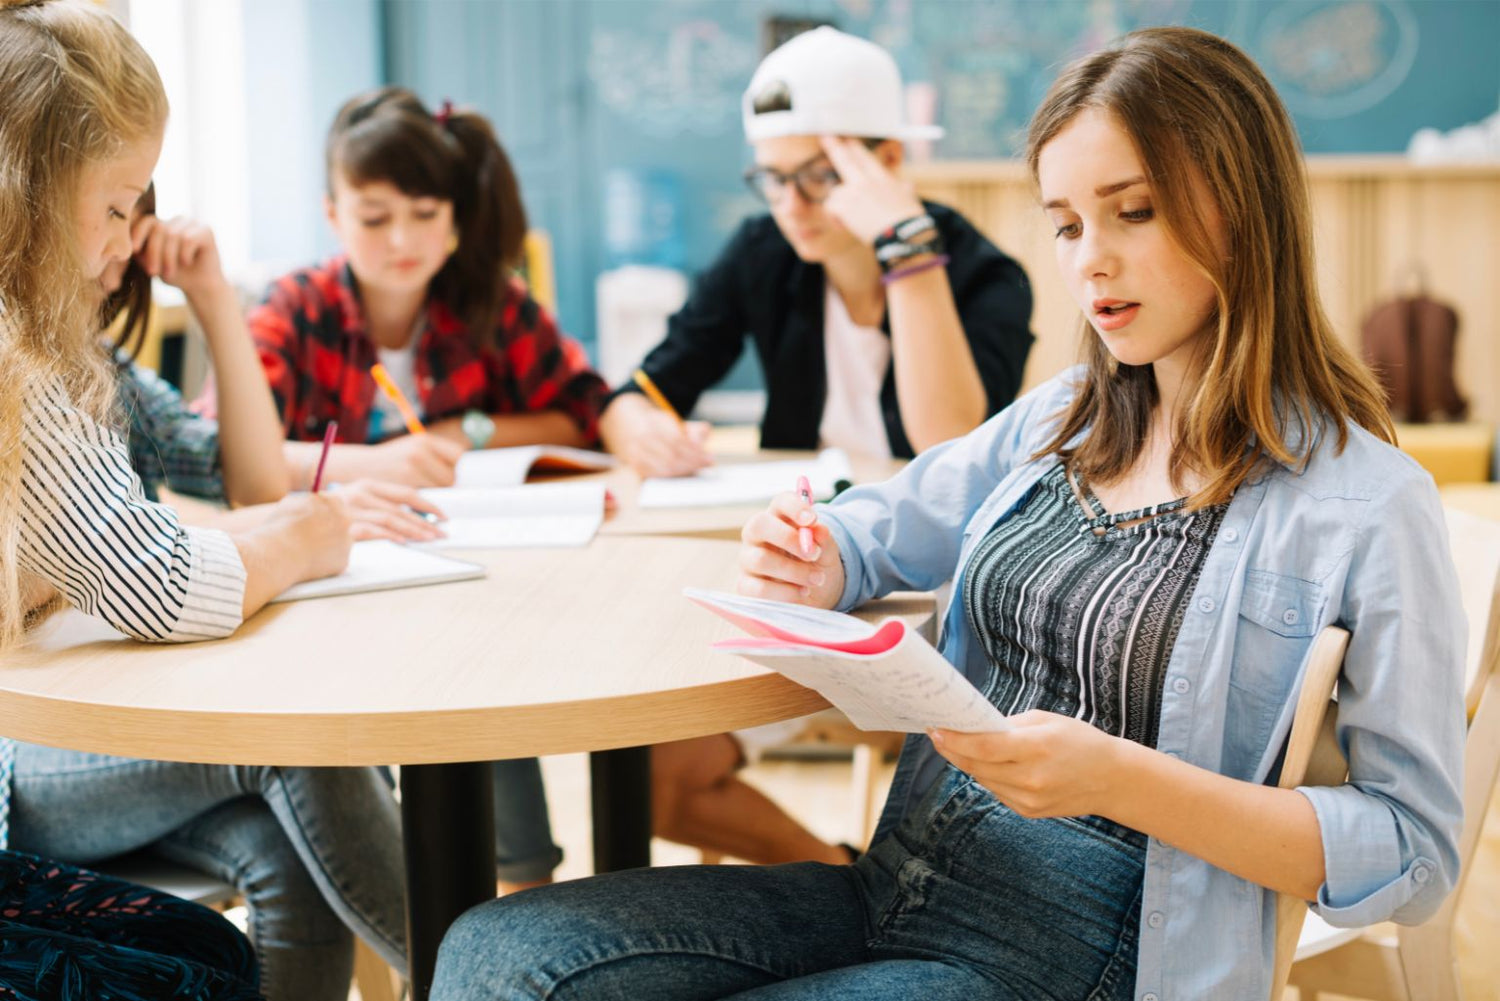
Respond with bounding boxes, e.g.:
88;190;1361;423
370;342;423;443
818;286;892;459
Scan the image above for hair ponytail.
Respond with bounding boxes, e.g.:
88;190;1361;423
326;86;528;342
433;109;527;340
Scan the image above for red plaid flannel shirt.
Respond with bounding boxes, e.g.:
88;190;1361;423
243;257;607;444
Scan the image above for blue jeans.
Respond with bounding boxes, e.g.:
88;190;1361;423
492;758;563;883
431;766;1145;1000
8;744;407;1001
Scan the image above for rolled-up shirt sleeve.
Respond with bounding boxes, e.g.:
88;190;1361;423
17;379;246;642
1299;468;1466;927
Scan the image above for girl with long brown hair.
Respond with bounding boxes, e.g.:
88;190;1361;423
103;187;458;539
430;27;1464;1001
102;183;291;509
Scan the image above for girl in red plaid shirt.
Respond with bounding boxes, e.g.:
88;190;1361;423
214;85;592;892
223;87;608;544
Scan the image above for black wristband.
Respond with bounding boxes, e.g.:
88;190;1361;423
872;214;944;274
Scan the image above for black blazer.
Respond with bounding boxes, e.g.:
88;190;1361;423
617;201;1034;458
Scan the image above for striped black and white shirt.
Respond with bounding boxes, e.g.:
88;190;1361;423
963;463;1226;748
0;371;246;848
17;376;246;641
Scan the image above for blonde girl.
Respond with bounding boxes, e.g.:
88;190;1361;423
0;3;409;997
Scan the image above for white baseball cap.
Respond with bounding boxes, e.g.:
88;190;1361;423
742;26;944;143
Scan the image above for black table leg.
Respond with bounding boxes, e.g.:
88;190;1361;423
590;745;652;872
401;761;496;1001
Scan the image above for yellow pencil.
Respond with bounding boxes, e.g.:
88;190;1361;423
370;363;427;436
632;368;684;427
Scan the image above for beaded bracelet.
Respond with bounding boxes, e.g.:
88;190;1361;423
879;253;950;286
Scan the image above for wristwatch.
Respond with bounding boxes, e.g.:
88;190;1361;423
461;408;495;450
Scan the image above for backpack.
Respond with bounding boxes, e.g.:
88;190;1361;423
1360;293;1468;423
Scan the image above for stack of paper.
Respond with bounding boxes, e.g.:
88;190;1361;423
417;482;606;549
638;448;853;509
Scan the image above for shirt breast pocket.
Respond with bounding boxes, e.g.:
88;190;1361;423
1227;570;1328;759
1240;569;1324;639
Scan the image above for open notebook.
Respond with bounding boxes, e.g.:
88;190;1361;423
416;482;605;549
454;445;615;488
686;588;1006;733
638;448;853;509
271;541;485;603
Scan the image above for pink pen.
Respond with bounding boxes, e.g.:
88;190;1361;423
795;475;816;556
310;421;338;494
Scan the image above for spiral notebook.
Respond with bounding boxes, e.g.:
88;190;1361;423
685;588;1007;733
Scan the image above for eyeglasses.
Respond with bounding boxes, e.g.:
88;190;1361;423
743;159;841;205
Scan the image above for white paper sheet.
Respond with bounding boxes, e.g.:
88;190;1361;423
416;482;605;549
722;634;1010;734
638;449;853;509
454;446;615;488
272;541;485;602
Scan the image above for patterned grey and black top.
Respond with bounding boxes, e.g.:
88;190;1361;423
962;463;1227;748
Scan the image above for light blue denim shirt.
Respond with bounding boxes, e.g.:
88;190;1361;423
819;369;1465;1001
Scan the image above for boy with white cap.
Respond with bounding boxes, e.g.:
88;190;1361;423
608;27;1034;869
599;25;1033;475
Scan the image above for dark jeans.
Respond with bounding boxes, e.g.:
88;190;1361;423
432;765;1145;1000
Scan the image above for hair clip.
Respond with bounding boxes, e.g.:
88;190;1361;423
434;99;454;127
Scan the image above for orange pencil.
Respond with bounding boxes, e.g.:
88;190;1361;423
370;363;426;435
632;368;684;428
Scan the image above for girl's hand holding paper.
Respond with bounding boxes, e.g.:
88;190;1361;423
930;711;1129;820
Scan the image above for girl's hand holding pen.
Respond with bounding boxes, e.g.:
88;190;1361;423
738;489;844;607
369;433;464;488
338;479;448;543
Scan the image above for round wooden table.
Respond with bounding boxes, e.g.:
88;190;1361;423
1;534;932;999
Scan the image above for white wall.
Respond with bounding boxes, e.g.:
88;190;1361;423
127;0;381;283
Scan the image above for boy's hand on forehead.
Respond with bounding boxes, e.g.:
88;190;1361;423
818;135;925;247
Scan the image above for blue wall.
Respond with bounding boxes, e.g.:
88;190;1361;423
380;0;1499;380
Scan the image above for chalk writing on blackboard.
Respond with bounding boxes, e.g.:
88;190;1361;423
589;21;760;138
1257;0;1418;119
